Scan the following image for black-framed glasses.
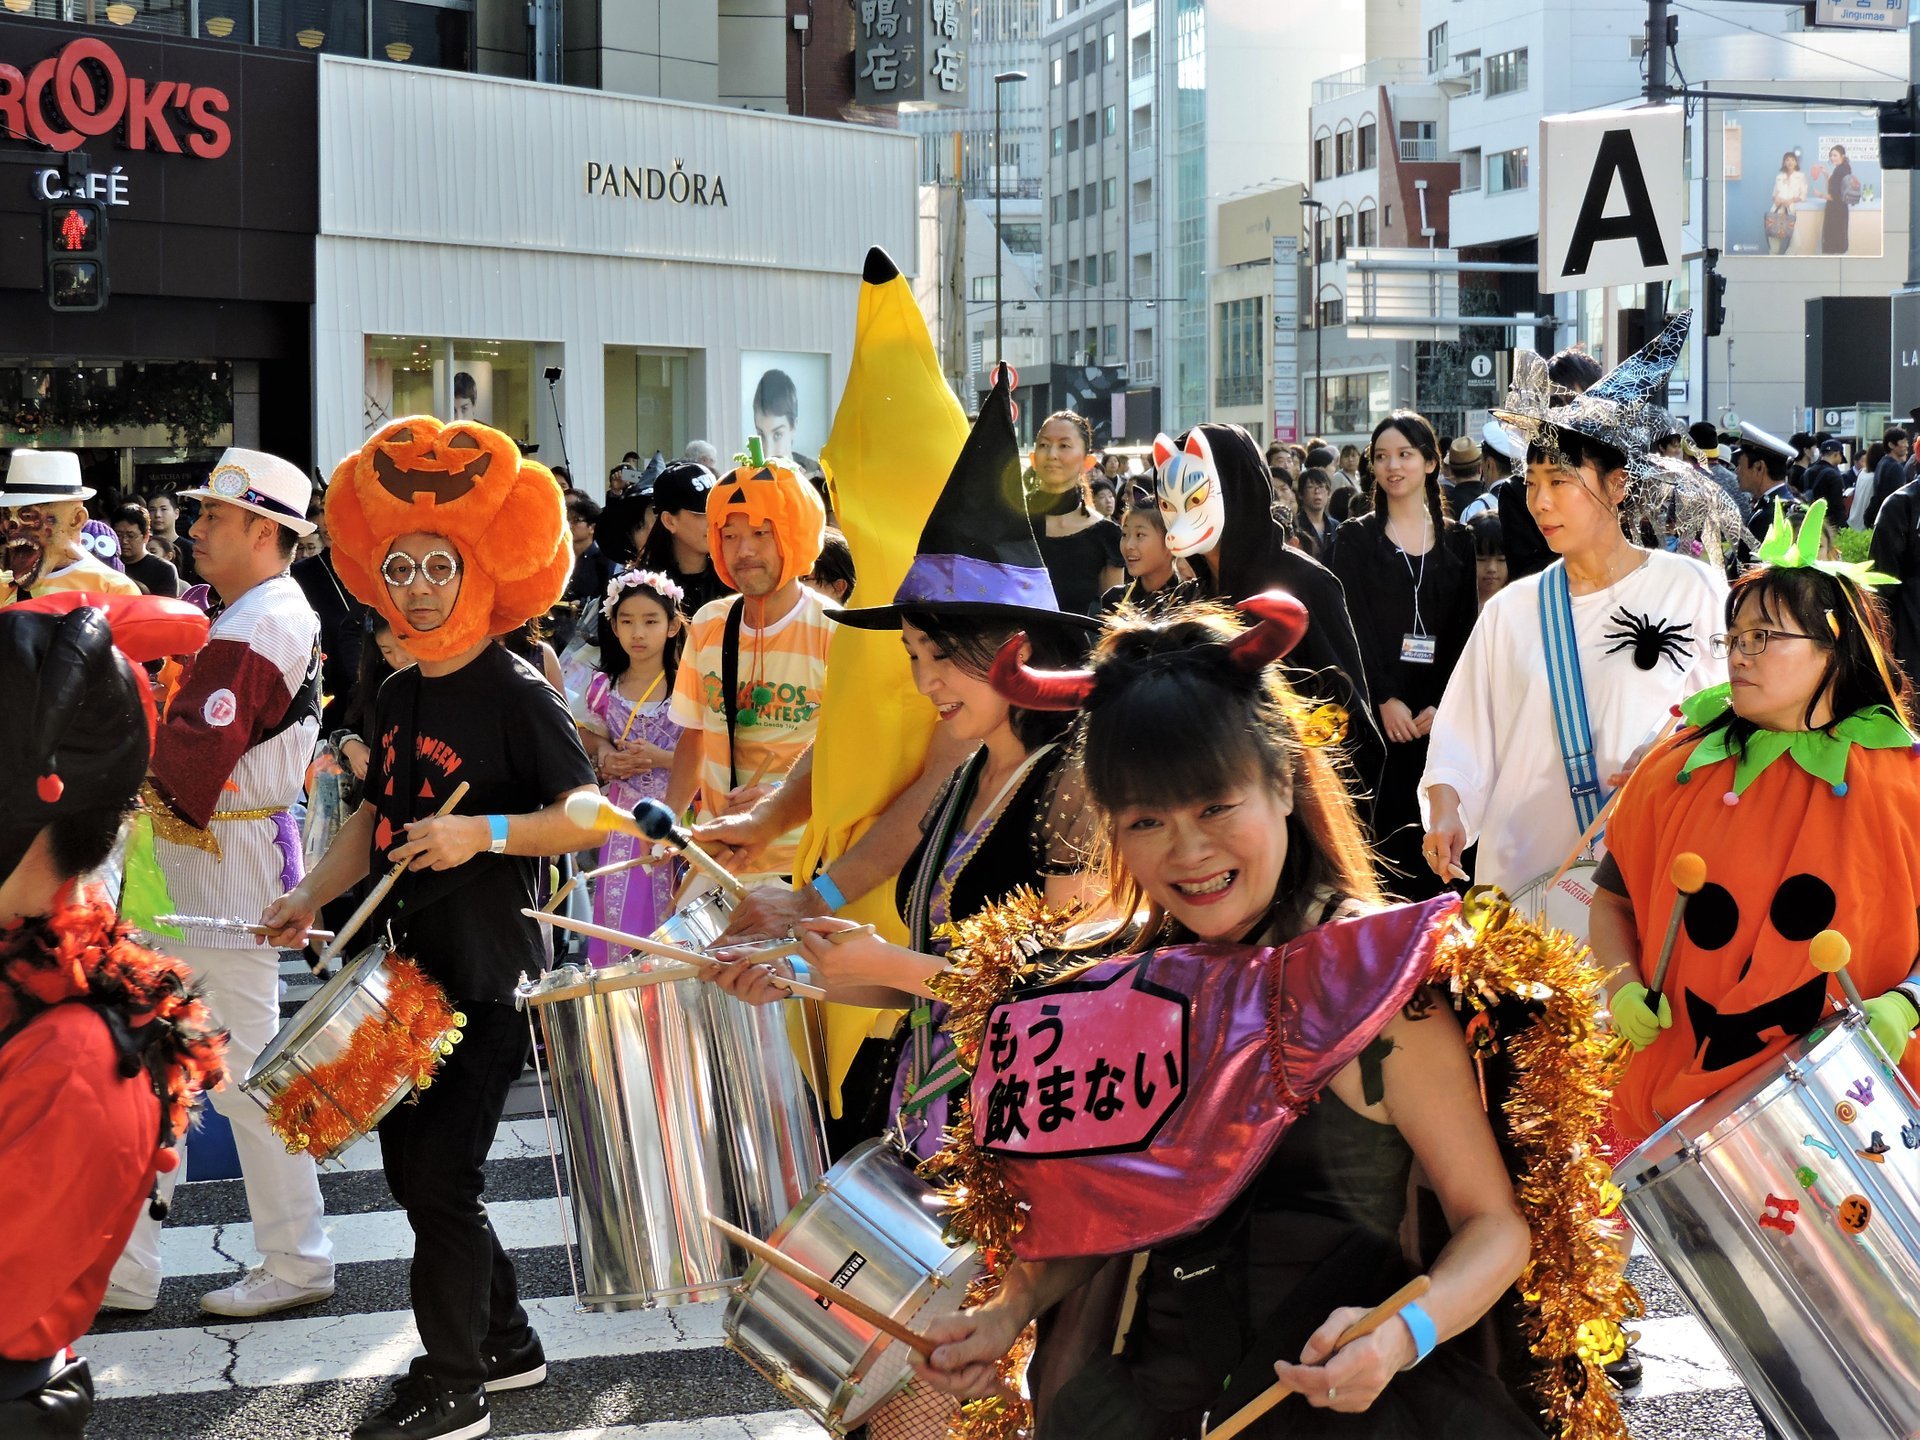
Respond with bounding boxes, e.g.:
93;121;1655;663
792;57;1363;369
380;550;461;588
1710;628;1820;658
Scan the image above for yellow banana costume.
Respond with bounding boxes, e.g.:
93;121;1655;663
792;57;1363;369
799;247;969;1113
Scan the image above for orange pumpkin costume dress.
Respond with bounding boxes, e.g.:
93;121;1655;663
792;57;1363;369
1605;682;1920;1146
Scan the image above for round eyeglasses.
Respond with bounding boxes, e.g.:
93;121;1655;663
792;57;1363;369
380;549;461;588
1709;628;1819;659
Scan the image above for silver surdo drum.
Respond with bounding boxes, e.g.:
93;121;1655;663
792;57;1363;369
725;1139;982;1434
518;885;825;1310
1615;1011;1920;1439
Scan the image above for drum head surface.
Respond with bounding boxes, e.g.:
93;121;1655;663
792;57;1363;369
248;944;389;1082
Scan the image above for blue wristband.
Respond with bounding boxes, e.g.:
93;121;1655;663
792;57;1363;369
1398;1299;1438;1368
487;814;509;853
811;871;846;913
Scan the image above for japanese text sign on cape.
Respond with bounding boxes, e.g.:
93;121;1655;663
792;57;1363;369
974;893;1458;1260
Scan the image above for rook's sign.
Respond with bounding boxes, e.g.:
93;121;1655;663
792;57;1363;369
1539;106;1683;295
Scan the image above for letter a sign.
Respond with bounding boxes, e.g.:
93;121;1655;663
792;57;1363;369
1539;106;1683;294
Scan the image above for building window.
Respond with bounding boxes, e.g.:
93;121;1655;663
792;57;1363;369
1084;183;1098;216
1065;48;1079;82
1487;146;1529;194
1214;297;1265;407
1458;149;1482;191
1320;372;1387;433
1357;122;1377;170
1069;329;1081;358
1051;265;1064;294
1105;31;1117;63
1003;222;1041;254
1130;32;1152;80
1067;189;1081;220
1334;211;1353;258
1053;332;1067;361
1103;324;1119;358
1104;177;1118;209
1104;251;1118;283
1051;194;1063;223
1336;126;1356;176
1066;118;1080;150
1067;259;1081;286
1399;120;1437;163
1357;204;1378;248
1316;217;1332;264
1314;133;1334;182
1051;55;1063;85
1485;47;1527;97
1426;22;1448;73
1084;110;1097;145
1104;105;1117;136
971;275;997;300
1052;126;1064;155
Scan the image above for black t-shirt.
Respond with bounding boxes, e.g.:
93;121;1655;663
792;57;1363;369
124;552;181;598
1035;516;1124;616
364;644;597;1003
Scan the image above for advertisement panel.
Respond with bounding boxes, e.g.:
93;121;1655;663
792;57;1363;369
1723;109;1884;259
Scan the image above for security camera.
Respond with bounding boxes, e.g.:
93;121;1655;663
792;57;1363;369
544;366;563;384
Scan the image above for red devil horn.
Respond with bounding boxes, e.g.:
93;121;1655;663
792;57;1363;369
1228;591;1309;671
989;633;1095;712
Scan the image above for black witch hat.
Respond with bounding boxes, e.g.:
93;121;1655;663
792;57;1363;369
832;367;1095;631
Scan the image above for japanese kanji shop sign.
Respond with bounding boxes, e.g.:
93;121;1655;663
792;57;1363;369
853;0;971;109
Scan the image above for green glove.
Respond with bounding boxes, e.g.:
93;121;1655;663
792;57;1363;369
1612;982;1672;1051
1862;991;1919;1064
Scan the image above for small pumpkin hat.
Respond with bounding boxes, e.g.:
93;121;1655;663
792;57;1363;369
326;416;570;661
705;451;826;594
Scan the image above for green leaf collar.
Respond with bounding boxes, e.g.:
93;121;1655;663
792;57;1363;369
1677;683;1916;799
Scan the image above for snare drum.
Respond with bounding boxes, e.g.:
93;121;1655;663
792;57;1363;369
724;1140;981;1435
1615;1012;1920;1439
520;890;826;1310
243;943;464;1163
1507;859;1598;946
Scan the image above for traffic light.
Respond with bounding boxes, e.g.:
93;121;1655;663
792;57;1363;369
44;200;108;313
1705;268;1728;338
1881;89;1918;172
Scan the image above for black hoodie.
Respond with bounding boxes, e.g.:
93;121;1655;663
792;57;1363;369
1173;423;1385;804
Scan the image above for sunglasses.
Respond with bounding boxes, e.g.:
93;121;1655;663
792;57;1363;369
380;550;461;587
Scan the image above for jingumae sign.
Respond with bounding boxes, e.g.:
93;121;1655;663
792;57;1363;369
0;36;232;159
1538;105;1683;295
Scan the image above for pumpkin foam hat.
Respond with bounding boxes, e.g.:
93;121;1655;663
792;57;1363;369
326;416;570;661
705;453;826;594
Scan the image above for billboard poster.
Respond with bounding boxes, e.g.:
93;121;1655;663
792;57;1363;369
1723;109;1884;258
740;350;831;472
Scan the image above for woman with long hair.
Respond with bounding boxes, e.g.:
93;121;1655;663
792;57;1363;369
1767;150;1806;255
1027;410;1124;616
1332;412;1478;898
1819;143;1855;256
910;598;1540;1439
1593;504;1920;1146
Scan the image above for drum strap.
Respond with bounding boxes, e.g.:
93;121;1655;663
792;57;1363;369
1538;562;1607;836
720;597;747;792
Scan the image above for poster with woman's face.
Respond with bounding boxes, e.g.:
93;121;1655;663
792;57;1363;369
1723;109;1883;259
739;351;830;466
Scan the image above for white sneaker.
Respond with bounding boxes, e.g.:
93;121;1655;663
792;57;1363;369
100;1283;158;1313
200;1266;335;1317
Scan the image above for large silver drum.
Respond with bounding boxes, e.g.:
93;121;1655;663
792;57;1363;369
725;1139;981;1434
520;888;825;1310
1615;1011;1920;1439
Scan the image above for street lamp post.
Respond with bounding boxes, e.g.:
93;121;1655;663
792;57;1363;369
1299;195;1327;436
992;70;1028;375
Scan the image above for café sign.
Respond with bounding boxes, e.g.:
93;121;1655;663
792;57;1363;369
0;36;233;159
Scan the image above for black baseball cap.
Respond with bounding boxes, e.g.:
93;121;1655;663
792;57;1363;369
650;461;715;514
1819;436;1845;456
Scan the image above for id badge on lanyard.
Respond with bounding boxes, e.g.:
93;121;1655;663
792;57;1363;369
1401;633;1437;664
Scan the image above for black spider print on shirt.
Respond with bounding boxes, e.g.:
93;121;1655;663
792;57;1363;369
1603;608;1694;672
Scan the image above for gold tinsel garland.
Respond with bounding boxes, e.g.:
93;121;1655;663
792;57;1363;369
1429;892;1639;1440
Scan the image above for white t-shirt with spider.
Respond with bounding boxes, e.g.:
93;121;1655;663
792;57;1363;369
1420;548;1728;891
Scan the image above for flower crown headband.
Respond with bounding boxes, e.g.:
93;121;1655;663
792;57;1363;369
605;568;685;612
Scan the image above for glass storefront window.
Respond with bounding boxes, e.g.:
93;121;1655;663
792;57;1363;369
604;348;699;482
363;337;534;447
0;359;233;499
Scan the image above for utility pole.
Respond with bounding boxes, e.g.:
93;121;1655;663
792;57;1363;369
1910;14;1919;290
1645;0;1672;404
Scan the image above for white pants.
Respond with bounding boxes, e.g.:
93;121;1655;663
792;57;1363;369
110;942;333;1297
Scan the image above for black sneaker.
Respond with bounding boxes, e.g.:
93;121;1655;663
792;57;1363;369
351;1376;490;1440
1605;1341;1644;1392
483;1333;548;1393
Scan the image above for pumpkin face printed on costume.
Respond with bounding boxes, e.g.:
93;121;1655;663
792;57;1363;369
1837;1195;1872;1234
325;416;570;662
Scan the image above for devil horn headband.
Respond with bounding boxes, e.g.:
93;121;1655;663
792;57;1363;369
989;591;1310;712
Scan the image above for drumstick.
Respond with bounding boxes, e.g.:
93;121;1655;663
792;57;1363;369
564;793;747;903
309;781;472;981
1645;852;1708;1008
520;910;828;999
703;1213;936;1358
1201;1276;1432;1440
156;915;336;942
1808;929;1867;1012
1539;714;1685;907
541;851;661;916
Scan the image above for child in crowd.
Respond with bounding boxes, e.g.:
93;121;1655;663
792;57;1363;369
1094;483;1189;616
1469;512;1509;609
574;570;687;963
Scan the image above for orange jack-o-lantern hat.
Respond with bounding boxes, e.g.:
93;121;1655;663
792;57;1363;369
706;455;826;593
325;416;571;661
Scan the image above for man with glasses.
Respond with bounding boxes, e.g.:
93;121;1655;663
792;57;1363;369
107;446;337;1319
263;421;597;1440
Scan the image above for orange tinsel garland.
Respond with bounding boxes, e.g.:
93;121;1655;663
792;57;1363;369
264;956;462;1160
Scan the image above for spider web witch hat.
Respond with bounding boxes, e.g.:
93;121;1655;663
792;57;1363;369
1493;310;1743;562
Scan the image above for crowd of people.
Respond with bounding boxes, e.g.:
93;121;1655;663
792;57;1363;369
4;267;1920;1440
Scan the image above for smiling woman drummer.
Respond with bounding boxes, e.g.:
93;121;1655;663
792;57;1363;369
910;596;1542;1440
1592;501;1920;1149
